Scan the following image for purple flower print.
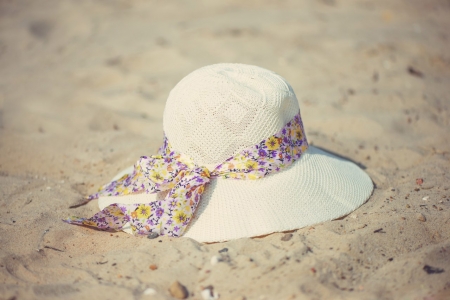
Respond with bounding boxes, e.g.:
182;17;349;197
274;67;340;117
259;149;267;157
156;208;164;217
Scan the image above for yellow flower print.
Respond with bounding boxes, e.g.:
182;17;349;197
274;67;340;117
265;136;280;150
82;220;97;227
166;181;175;189
132;170;143;180
235;154;247;162
176;198;188;208
118;174;129;182
198;185;205;194
174;210;187;224
236;161;246;169
247;173;259;180
121;188;131;195
136;204;151;219
110;207;123;217
245;161;258;170
295;129;303;140
200;168;210;178
178;154;195;168
150;170;165;183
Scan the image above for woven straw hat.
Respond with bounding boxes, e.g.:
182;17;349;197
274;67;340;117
97;63;373;243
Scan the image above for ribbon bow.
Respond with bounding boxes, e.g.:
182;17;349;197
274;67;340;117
65;111;308;237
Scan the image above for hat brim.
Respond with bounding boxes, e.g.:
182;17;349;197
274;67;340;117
97;146;373;243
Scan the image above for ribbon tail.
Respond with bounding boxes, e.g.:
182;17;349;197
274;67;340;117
63;204;129;231
157;168;210;237
84;156;161;202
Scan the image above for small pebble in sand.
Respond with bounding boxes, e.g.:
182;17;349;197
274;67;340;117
169;281;189;299
149;264;157;270
281;233;293;241
143;288;157;295
416;178;424;185
218;248;228;253
422;196;429;201
406;204;410;208
423;265;444;274
416;213;426;222
147;232;159;239
201;286;219;300
210;256;222;265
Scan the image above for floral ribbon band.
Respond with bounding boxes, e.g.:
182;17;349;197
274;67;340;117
64;111;308;237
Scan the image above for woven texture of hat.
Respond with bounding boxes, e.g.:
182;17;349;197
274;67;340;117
164;63;299;169
98;63;374;242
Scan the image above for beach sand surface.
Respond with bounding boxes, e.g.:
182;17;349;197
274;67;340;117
0;0;449;299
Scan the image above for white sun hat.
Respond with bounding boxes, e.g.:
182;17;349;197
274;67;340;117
96;63;373;243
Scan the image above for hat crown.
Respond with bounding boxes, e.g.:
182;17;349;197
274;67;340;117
163;63;300;168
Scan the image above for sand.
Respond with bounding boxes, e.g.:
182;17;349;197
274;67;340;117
1;0;449;299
